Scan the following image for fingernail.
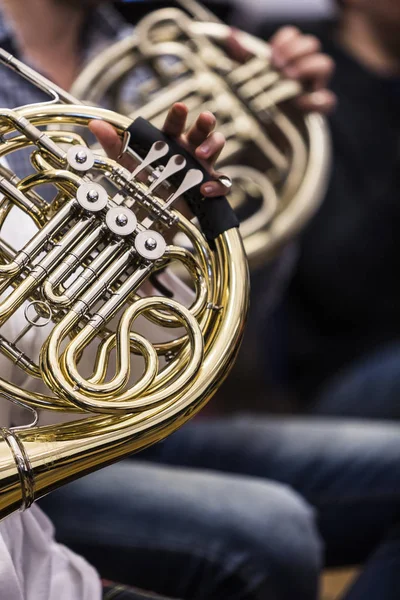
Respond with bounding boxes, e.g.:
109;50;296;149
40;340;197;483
199;143;210;156
310;91;327;106
203;185;214;194
203;111;216;121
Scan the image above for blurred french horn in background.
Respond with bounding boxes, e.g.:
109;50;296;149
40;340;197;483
0;49;248;519
72;0;331;270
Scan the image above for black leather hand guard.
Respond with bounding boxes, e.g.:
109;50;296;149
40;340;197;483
127;117;239;243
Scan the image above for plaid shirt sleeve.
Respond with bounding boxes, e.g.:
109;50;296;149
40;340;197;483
0;4;134;182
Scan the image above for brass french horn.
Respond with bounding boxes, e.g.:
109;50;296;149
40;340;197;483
0;49;248;520
72;0;331;270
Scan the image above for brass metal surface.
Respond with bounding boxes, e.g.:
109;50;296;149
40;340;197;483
0;49;249;519
72;1;331;269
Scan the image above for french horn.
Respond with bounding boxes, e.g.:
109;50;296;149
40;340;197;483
72;0;331;270
0;48;248;520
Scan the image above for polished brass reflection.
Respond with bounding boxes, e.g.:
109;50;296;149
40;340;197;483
0;48;249;520
72;0;331;269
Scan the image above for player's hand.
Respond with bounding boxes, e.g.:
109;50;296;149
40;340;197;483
89;102;230;198
227;26;336;114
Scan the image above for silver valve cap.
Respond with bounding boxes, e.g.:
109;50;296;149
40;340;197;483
135;230;166;260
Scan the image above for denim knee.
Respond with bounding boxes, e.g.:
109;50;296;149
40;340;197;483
212;477;322;600
41;462;322;600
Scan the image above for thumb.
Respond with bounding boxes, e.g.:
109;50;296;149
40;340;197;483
89;120;122;160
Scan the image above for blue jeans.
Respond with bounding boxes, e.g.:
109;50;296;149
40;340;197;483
313;342;400;419
40;418;400;600
343;524;400;600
